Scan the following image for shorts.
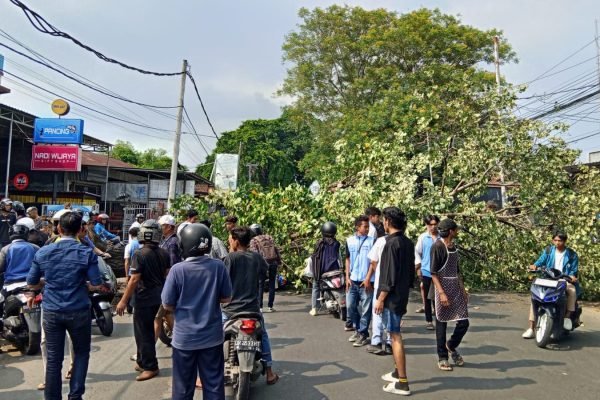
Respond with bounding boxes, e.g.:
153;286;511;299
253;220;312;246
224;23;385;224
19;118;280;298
382;308;403;334
154;304;167;320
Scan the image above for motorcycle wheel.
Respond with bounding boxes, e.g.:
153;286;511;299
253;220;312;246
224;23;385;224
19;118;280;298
159;318;173;346
18;331;41;356
97;309;114;337
235;371;251;400
535;312;553;348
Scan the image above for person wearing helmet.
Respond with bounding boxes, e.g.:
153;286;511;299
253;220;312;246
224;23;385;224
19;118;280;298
248;223;282;312
161;223;232;399
308;222;342;316
94;213;119;244
116;219;170;382
0;224;39;285
0;198;16;249
12;201;26;220
199;219;228;260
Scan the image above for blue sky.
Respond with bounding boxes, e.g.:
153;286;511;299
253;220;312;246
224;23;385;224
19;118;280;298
0;0;598;167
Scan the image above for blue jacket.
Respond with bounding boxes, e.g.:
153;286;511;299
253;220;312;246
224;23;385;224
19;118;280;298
0;239;39;283
534;245;580;295
94;222;117;241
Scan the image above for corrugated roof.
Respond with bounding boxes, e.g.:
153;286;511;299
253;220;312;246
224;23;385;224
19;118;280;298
81;152;135;168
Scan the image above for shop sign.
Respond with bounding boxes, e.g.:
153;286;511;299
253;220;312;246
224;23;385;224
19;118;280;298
31;145;81;171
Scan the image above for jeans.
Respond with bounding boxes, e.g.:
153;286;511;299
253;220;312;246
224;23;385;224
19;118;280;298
172;344;225;400
422;276;433;323
311;280;320;309
43;308;91;400
436;318;470;360
258;264;278;308
222;313;273;367
134;304;160;371
41;309;74;381
346;281;373;336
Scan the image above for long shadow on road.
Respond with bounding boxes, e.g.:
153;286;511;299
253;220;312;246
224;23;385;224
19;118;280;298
411;376;536;395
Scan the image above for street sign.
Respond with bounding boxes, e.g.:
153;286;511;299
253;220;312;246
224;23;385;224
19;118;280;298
51;99;70;116
13;173;29;190
31;145;82;171
33;118;84;144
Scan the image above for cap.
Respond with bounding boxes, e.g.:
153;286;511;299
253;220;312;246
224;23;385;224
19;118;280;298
438;218;460;232
136;213;145;218
158;215;176;226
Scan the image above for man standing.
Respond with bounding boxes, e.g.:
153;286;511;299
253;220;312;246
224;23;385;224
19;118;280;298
224;215;238;233
27;212;104;400
158;215;181;267
374;207;414;395
345;215;375;347
249;223;282;312
222;226;279;385
162;223;232;400
430;218;469;372
414;214;440;330
0;198;16;249
26;206;44;231
131;213;145;230
366;207;385;239
116;220;170;381
176;209;199;236
124;227;141;278
364;233;391;355
199;219;228;260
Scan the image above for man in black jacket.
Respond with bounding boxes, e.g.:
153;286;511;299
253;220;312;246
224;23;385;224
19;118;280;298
374;207;414;396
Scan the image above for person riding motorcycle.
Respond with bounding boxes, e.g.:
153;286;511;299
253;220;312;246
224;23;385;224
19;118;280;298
523;231;580;338
94;214;120;244
308;222;342;316
0;198;17;249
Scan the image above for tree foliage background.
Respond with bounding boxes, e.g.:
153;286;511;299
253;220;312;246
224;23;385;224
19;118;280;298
173;6;600;299
112;140;186;170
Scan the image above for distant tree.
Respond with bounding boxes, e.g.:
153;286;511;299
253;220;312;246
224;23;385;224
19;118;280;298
111;140;139;165
138;148;173;170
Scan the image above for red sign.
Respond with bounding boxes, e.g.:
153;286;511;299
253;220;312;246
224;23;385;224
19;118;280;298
13;173;29;190
31;145;81;171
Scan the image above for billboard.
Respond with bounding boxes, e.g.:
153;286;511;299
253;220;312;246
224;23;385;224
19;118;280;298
31;145;82;171
33;118;84;144
212;154;239;190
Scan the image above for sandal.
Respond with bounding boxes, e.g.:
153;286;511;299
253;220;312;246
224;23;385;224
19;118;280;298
437;359;453;371
37;383;46;391
267;374;279;385
65;368;73;379
446;343;464;367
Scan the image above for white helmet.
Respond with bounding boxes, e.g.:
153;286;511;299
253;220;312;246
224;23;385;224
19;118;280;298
16;217;35;230
52;209;72;222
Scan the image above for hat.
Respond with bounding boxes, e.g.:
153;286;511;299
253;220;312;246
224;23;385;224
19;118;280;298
158;215;176;226
438;218;460;232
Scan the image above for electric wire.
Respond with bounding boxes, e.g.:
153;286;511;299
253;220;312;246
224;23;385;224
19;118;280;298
186;73;220;139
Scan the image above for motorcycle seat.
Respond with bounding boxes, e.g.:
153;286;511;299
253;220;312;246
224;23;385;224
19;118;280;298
227;311;262;321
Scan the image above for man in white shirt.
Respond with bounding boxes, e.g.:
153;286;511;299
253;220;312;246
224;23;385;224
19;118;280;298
176;210;199;236
364;235;391;355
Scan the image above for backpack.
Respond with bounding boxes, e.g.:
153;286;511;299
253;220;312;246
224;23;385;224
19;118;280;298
258;236;279;264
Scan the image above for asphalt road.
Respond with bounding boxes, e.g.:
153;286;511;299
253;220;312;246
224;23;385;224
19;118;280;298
1;291;599;400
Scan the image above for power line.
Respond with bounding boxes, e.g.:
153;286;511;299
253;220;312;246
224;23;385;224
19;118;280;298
565;129;600;144
186;73;220;139
9;0;184;77
183;106;212;157
516;84;598;100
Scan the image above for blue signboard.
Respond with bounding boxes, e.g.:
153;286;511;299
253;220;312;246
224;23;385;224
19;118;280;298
33;118;84;144
0;53;4;71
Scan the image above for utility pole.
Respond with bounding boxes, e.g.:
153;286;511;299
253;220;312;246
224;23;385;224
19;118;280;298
494;36;507;208
596;20;600;87
4;118;13;198
246;163;258;183
167;59;188;210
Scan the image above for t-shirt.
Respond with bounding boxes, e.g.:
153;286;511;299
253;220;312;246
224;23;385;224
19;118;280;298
414;231;440;277
130;245;170;307
377;232;414;315
345;235;375;282
554;249;566;272
367;236;387;291
161;256;232;351
430;240;458;274
221;251;268;317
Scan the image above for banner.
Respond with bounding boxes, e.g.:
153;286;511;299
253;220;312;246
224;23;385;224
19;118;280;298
33;118;84;144
212;154;239;190
31;145;82;171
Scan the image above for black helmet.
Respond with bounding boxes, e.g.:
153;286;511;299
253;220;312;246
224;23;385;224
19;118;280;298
179;223;212;258
249;223;263;236
139;219;161;244
9;224;29;241
321;221;337;237
12;201;25;215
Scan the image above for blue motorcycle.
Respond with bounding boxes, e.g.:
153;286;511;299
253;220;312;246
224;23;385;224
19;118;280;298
529;268;582;348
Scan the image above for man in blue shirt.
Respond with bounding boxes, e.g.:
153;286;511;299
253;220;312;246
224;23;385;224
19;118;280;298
345;215;375;347
162;223;232;400
414;214;440;330
27;212;103;400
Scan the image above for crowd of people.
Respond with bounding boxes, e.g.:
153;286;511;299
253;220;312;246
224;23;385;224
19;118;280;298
307;206;581;396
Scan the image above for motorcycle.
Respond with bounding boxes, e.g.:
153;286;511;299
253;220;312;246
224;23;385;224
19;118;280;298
223;312;265;400
90;258;117;336
0;281;42;355
529;267;582;348
318;270;347;320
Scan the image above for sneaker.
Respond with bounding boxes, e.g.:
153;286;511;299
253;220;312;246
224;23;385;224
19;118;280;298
344;323;354;332
426;322;435;330
385;344;393;355
348;331;360;342
381;370;399;382
383;381;411;396
265;307;276;313
366;344;385;354
309;308;318;316
563;318;573;331
353;334;370;347
415;307;425;313
130;354;138;361
522;328;535;339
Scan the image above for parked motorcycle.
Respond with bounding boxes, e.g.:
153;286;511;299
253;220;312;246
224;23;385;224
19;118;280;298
529;267;582;348
0;281;42;355
90;258;117;336
223;312;265;400
318;270;347;320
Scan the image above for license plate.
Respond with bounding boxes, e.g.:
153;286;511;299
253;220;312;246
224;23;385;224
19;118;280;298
234;339;261;352
534;278;559;288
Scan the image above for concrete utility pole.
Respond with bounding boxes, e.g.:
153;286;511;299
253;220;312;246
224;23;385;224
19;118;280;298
494;36;507;208
167;59;188;210
596;20;600;87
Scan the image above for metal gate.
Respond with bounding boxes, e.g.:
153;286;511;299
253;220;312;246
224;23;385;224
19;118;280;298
122;207;156;241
